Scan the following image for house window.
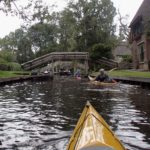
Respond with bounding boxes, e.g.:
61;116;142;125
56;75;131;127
138;43;144;62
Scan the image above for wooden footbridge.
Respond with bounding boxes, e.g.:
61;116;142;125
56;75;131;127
21;52;89;74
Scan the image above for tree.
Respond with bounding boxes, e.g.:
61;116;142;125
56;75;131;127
0;0;54;26
1;0;118;61
0;0;15;13
0;28;34;63
90;43;112;60
0;50;16;62
58;0;117;52
118;10;130;41
14;29;34;63
28;22;58;57
58;8;77;51
0;33;17;52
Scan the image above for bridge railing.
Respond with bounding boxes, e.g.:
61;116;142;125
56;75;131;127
21;52;89;71
92;57;118;68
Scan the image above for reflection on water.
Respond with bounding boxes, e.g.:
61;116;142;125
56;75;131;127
0;76;150;150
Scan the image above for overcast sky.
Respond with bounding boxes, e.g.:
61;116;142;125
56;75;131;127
0;0;143;38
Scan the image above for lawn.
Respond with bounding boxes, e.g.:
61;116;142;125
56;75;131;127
91;70;150;78
0;71;30;78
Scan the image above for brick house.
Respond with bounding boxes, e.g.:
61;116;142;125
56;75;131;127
129;0;150;70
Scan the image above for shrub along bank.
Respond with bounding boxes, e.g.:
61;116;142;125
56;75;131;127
0;50;22;71
0;62;22;71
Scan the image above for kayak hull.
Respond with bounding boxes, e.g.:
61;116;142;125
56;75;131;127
90;81;117;86
67;102;125;150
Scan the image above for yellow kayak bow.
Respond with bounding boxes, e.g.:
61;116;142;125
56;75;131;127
67;101;126;150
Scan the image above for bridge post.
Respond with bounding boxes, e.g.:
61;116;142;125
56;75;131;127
52;59;54;74
85;59;89;75
73;60;77;75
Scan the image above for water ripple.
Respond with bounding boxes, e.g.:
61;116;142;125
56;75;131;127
0;80;149;149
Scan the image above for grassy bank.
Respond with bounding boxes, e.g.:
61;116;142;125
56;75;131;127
91;70;150;78
109;70;150;78
0;71;30;78
1;70;150;79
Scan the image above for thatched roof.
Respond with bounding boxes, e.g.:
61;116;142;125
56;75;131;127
113;42;131;56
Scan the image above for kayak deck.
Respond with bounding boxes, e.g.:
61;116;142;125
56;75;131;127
67;101;125;150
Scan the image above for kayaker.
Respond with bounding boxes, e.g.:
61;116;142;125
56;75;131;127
74;69;81;77
95;68;109;82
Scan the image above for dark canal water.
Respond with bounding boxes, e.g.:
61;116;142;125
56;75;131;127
0;77;150;150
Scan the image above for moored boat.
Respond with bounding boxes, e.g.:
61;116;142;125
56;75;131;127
67;101;126;150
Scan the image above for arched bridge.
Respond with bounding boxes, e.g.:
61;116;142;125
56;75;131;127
21;52;89;74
